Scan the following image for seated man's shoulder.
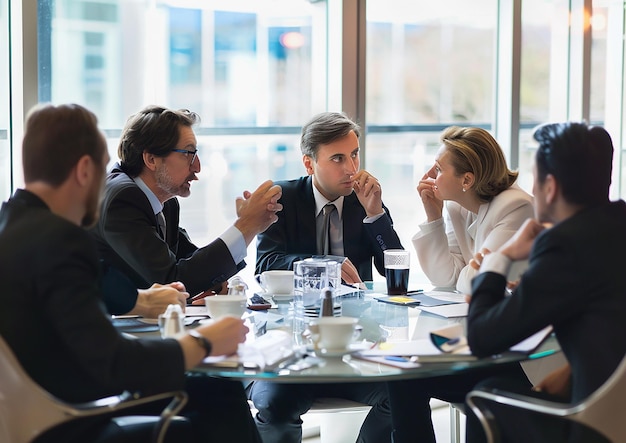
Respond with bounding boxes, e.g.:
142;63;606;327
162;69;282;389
104;172;144;203
276;177;310;197
106;170;135;190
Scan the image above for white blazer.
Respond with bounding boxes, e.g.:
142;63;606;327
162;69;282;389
412;185;534;295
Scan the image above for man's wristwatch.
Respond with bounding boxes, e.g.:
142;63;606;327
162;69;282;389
188;329;212;358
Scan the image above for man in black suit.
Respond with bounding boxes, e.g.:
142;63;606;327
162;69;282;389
464;122;626;442
0;103;261;442
250;112;403;443
91;105;282;304
256;111;402;283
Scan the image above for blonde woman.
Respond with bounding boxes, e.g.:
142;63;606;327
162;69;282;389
413;126;533;294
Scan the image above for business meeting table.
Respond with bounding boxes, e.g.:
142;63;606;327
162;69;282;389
176;282;559;384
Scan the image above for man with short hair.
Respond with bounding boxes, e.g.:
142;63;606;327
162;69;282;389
464;122;626;442
0;103;261;442
250;111;403;443
91;105;282;309
256;111;402;283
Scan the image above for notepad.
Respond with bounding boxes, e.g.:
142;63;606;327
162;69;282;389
375;291;464;308
355;338;477;364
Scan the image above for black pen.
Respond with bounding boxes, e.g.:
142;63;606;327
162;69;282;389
405;289;424;295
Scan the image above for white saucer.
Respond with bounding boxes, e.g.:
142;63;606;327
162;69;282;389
314;347;359;358
310;341;371;358
270;293;293;301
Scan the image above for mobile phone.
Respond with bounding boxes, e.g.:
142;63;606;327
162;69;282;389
247;294;272;311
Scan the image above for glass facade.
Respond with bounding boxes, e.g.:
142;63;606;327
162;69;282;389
5;0;626;284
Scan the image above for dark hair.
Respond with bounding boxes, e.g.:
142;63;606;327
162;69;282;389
118;105;200;177
22;103;105;186
440;126;518;202
533;122;613;207
300;112;361;159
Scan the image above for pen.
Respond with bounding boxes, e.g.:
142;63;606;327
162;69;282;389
385;356;409;362
189;290;212;304
405;289;424;295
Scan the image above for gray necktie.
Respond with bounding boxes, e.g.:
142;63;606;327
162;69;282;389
318;203;336;255
156;211;167;241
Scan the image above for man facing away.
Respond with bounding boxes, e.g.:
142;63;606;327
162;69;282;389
0;103;261;442
250;111;403;443
466;122;626;442
91;105;282;308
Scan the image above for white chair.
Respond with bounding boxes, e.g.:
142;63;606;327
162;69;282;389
308;398;372;443
249;397;371;443
0;335;188;443
466;355;626;443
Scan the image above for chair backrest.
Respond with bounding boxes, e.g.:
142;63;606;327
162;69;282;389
570;353;626;442
0;336;75;443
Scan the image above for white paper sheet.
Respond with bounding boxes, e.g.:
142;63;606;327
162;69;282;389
418;303;469;318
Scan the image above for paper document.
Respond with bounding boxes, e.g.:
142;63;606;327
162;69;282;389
357;338;476;363
202;330;295;370
510;326;553;353
418;303;469;318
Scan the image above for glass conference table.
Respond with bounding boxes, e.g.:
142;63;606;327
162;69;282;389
188;285;559;383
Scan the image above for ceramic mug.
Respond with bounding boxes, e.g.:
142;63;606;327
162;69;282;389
205;295;247;319
256;270;294;295
307;317;361;351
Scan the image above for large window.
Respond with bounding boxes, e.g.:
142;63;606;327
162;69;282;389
33;0;324;283
7;0;626;285
365;0;498;281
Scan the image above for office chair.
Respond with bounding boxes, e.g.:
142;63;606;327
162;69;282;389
466;354;626;443
0;335;189;443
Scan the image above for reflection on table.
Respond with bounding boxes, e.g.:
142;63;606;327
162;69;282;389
190;287;558;383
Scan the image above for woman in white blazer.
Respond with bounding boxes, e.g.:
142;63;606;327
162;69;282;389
413;126;534;295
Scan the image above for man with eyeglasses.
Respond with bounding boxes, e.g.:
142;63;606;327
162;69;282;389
91;105;282;311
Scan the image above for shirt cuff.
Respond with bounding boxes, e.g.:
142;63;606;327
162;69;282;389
479;252;512;277
363;209;386;224
220;225;247;264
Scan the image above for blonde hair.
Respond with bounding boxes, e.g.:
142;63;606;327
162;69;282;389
440;126;518;202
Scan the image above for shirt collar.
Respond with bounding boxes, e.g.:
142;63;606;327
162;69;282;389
311;182;344;220
134;176;164;216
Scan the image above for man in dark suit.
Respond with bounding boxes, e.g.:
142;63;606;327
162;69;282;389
90;105;282;307
0;103;261;442
464;122;626;442
256;112;402;283
250;112;403;443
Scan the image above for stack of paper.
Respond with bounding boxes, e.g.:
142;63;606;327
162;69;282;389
202;329;295;370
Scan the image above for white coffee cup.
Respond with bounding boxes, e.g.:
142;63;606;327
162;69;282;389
256;270;294;295
205;295;247;319
308;317;360;351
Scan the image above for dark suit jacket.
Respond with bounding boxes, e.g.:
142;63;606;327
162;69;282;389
0;189;184;403
91;164;244;297
468;201;626;403
255;176;403;280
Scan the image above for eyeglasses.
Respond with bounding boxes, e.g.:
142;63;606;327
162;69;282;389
171;148;198;166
